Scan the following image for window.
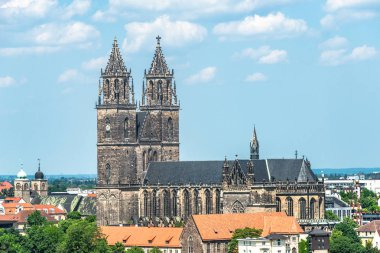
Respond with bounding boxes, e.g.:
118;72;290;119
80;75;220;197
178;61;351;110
168;117;173;140
163;190;170;217
276;197;281;212
194;190;199;214
184;190;191;217
172;190;177;216
286;197;293;216
205;190;212;214
143;191;148;217
207;243;211;253
299;198;306;219
310;198;316;219
114;79;119;98
106;164;111;185
216;243;220;253
277;239;281;246
124;118;128;139
151;190;157;217
105;118;111;139
106;79;110;98
143;151;147;171
188;236;193;253
216;189;221;214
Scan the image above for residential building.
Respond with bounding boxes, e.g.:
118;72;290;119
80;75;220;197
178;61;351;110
101;226;182;253
357;220;380;246
33;204;66;221
238;233;299;253
325;194;352;221
180;212;303;253
308;229;330;253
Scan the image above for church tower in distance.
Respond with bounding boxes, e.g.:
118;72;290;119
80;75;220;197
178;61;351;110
96;36;180;226
250;127;259;159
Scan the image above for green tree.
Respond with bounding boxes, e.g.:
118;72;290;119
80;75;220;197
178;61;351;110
27;210;47;227
67;211;82;220
149;247;162;253
333;217;360;243
298;239;309;253
126;246;144;253
25;224;63;253
228;227;262;253
57;219;110;253
325;210;340;221
111;242;125;253
0;228;26;253
364;240;380;253
85;215;96;223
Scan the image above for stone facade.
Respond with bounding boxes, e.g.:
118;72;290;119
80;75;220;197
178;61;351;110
96;37;325;226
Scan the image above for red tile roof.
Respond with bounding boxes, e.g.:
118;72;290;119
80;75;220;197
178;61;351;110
0;210;56;223
192;212;303;241
4;197;22;203
0;182;13;191
101;226;183;248
357;220;380;232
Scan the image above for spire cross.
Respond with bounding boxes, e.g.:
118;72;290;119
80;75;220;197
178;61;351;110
295;150;298;159
156;35;161;45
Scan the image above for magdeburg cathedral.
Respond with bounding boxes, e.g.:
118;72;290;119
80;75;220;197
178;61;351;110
96;37;325;226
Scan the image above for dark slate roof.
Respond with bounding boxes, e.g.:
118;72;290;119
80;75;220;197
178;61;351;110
136;111;147;139
325;196;350;208
309;229;330;236
144;159;317;186
266;234;287;240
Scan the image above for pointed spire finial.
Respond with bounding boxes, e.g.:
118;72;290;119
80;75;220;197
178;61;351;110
38;158;41;171
156;35;161;45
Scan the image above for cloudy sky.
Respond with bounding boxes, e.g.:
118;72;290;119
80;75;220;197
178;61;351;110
1;0;379;175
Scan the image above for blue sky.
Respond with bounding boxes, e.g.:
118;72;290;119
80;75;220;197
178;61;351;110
1;0;380;175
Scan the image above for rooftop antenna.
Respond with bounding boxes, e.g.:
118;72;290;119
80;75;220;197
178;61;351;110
295;150;298;159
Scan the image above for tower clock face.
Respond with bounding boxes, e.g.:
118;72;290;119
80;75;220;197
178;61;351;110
106;125;110;131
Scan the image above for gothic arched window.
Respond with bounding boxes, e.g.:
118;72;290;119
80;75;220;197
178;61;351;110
124;118;128;139
168;117;173;141
153;151;158;161
142;151;147;171
184;190;191;217
194;190;199;214
151;190;157;217
286;197;294;216
114;79;119;98
106;164;111;185
215;189;221;214
163;190;170;217
232;200;244;213
106;79;110;98
276;197;281;212
34;183;38;191
299;198;307;219
105;118;111;139
205;189;212;214
143;191;148;217
123;79;127;99
188;236;194;253
149;80;154;100
172;190;177;216
310;198;316;219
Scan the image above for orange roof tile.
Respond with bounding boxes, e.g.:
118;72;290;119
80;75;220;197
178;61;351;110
34;204;66;214
0;182;13;190
4;197;22;202
87;194;96;198
192;212;303;241
101;226;183;248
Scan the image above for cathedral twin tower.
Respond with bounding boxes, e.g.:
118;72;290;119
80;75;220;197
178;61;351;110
96;37;179;223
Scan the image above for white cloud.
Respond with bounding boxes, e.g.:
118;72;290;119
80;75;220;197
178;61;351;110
0;76;16;87
94;0;295;21
349;45;377;60
320;45;377;66
245;72;267;82
235;46;287;64
320;36;348;49
213;12;307;38
58;69;79;83
31;22;99;46
321;10;376;28
186;67;216;84
0;0;57;19
0;46;60;56
122;15;207;52
62;0;91;19
82;57;108;70
325;0;379;12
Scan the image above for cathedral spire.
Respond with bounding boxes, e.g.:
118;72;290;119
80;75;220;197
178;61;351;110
250;126;259;160
148;35;170;76
141;36;177;107
102;37;127;77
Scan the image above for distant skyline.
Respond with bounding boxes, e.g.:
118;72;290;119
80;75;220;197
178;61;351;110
1;0;380;175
